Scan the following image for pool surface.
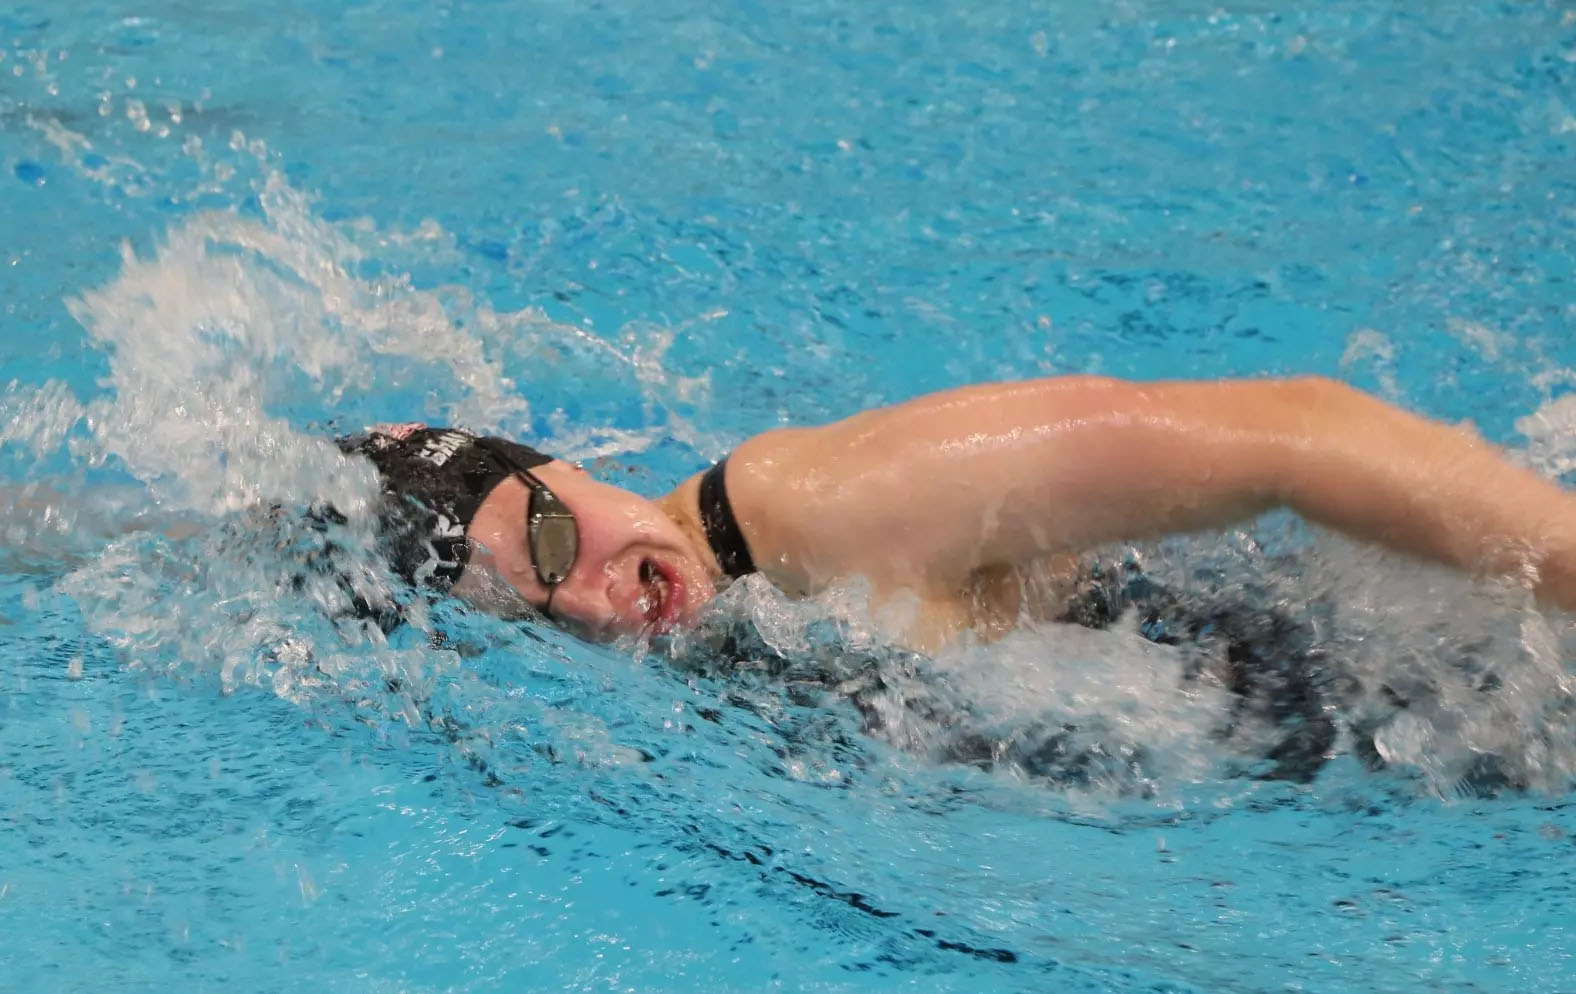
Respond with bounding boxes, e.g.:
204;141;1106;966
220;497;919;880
3;1;1576;991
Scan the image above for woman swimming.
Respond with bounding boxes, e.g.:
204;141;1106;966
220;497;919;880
342;374;1576;653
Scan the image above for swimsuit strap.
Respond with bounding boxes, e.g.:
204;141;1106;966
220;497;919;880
698;456;757;579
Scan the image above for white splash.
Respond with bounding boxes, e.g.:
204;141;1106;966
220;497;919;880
63;174;534;517
1516;393;1576;479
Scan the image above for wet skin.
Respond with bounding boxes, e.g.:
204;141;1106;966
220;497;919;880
455;461;719;640
451;375;1576;649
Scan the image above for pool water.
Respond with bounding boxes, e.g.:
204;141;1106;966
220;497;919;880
3;1;1576;990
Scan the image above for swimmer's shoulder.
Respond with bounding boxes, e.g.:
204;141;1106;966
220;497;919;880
719;421;956;596
657;427;816;592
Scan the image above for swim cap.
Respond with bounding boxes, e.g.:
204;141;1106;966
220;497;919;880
337;423;552;589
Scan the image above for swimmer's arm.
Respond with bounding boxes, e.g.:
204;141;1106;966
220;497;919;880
739;376;1576;608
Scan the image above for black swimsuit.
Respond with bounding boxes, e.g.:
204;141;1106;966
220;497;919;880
691;464;1347;783
698;457;757;579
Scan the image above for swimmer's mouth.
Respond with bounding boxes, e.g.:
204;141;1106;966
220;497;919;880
638;558;682;630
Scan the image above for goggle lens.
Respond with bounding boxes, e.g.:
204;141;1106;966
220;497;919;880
528;487;578;586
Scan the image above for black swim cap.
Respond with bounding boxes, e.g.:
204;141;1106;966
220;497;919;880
337;423;553;589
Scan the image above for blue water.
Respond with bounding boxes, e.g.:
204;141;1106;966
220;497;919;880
4;1;1576;991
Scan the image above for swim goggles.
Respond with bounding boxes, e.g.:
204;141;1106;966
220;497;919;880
480;440;579;616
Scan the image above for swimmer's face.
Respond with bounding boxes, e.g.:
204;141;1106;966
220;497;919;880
454;461;716;639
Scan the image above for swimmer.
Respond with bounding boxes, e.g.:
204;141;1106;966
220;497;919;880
343;376;1576;651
